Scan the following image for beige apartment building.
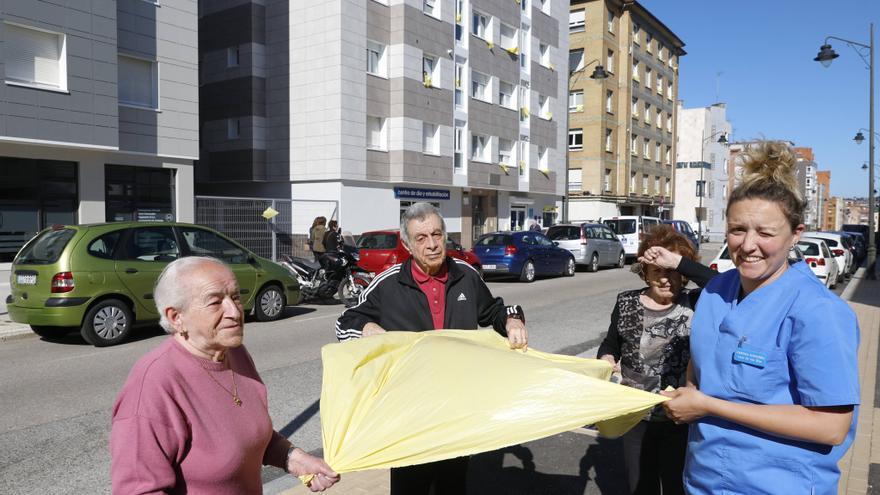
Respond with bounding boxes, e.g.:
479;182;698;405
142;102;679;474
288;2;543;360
567;0;684;221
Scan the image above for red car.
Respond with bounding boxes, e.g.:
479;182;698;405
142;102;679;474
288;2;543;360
355;229;482;276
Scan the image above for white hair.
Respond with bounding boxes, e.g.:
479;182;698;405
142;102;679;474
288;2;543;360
154;256;230;333
399;202;446;248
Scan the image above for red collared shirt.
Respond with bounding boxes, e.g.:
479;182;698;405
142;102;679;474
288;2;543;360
411;261;448;330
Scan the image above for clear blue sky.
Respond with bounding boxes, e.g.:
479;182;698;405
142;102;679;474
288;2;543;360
641;0;880;198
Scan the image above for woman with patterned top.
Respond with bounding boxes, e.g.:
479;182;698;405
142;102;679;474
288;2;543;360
597;225;700;495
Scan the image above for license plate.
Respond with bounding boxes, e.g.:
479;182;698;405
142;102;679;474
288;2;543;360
16;274;37;285
483;264;497;270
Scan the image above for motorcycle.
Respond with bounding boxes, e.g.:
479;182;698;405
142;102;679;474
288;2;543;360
280;245;372;307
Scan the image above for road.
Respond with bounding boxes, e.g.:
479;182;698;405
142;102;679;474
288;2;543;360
0;243;851;494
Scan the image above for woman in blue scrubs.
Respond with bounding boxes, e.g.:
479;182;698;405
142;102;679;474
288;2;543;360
661;141;860;494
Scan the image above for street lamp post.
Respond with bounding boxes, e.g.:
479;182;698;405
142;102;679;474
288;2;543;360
697;132;728;243
815;23;876;273
562;63;609;224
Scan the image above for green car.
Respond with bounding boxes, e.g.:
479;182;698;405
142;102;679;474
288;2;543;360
6;222;300;347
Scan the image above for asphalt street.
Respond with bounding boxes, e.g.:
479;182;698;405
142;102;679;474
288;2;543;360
0;243;851;494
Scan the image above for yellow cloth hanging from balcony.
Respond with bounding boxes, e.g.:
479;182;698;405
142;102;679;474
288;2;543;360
317;330;667;474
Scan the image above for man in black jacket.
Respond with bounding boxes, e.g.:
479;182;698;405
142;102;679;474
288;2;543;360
334;202;527;494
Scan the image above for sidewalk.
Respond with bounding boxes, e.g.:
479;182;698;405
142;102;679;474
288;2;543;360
278;268;880;495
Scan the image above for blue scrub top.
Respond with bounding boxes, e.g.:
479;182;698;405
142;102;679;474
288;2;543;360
685;260;860;495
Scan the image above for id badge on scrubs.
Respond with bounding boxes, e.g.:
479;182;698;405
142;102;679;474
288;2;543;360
732;344;767;368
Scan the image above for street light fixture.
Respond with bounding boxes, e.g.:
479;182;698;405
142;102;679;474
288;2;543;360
563;60;608;224
815;24;876;274
696;132;729;243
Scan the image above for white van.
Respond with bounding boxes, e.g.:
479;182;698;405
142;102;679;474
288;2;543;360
600;216;662;259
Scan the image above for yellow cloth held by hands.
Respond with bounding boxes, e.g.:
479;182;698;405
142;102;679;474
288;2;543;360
316;329;667;474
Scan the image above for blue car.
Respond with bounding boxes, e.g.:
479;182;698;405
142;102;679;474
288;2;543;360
662;220;700;250
473;231;576;282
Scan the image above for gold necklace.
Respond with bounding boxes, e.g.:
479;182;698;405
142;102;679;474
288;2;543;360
198;361;242;406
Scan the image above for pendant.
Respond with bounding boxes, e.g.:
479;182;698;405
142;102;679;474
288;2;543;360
234;396;242;406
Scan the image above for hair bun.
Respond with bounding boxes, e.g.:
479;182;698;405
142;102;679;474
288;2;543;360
739;141;800;198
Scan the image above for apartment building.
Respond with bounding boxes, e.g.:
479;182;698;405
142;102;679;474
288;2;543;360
197;0;569;247
567;0;684;222
673;102;730;242
0;0;199;265
793;147;819;230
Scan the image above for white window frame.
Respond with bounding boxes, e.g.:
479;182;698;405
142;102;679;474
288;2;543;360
655;109;662;128
569;90;583;111
454;124;465;170
657;74;663;95
665;145;672;164
604;169;611;192
644;103;651;123
569;10;585;32
642;174;648;194
569;48;585;72
539;43;550;67
538;145;549;170
655;142;661;162
472;11;490;40
423;122;439;155
423;54;437;87
666;113;673;132
568;129;583;151
499;80;516;109
630;172;636;192
500;23;517;51
632;59;640;81
633;23;640;45
498;138;513;165
118;53;159;109
606;49;614;73
568;168;583;191
518;140;528;176
607;8;614;33
631;134;638;156
605;90;613;114
471;133;490;162
539;94;550;119
646;32;653;53
645;67;652;88
666;80;673;100
631;97;638;116
655;176;660;194
367;116;387;151
455;63;465;107
643;139;650;159
605;128;613;152
423;0;438;18
471;70;490;102
366;40;387;78
4;22;68;92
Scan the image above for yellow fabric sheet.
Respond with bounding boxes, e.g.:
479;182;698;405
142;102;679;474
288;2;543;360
318;329;667;474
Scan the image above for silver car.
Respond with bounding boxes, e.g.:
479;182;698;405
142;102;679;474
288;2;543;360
545;223;626;272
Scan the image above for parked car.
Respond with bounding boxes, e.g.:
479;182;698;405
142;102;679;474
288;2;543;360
355;229;481;276
600;216;661;260
662;220;700;250
6;222;300;346
473;231;576;282
709;243;806;273
545;223;625;271
835;230;866;265
802;231;851;282
797;238;839;289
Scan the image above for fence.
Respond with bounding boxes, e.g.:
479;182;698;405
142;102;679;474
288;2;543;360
195;196;339;261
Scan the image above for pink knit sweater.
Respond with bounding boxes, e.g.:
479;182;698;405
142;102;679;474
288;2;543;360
110;338;288;494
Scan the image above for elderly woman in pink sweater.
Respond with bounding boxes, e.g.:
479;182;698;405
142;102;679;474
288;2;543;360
110;256;339;494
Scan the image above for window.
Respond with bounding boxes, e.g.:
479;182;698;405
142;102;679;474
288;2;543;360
471;70;489;101
227;118;240;139
538;146;548;170
498;138;513;165
605;90;613;113
655;109;662;128
654;176;660;193
367;116;386;150
519;84;529;120
630;134;638;155
646;32;653;52
180;228;248;264
539;43;550;66
455;63;464;106
366;40;386;77
665;145;671;164
645;67;652;88
124;227;180;262
569;10;585;32
632;59;640;81
539;94;550;119
606;49;614;73
659;45;666;62
568;129;583;151
536;0;549;14
118;55;158;108
3;22;67;91
568;169;582;190
630;172;636;192
500;23;517;51
631;97;638;116
105;165;173;223
605;128;613;152
642;174;648;194
644;103;651;122
666;113;673;132
666;178;671;196
472;11;489;40
655;142;661;162
657;74;663;94
226;46;240;67
643;138;650;159
422;55;437;87
604;169;612;191
471;134;489;161
454;124;465;170
607;8;614;33
696;180;706;197
633;23;641;44
569;49;584;72
423;0;437;17
518;140;528;176
422;122;438;154
667;79;673;99
569;90;583;111
499;80;516;109
521;0;528;12
519;27;529;68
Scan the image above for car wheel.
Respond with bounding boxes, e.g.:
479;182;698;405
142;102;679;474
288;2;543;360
81;298;134;347
564;257;576;277
255;284;285;321
617;252;626;268
30;325;73;340
588;253;599;272
337;278;363;308
519;260;536;283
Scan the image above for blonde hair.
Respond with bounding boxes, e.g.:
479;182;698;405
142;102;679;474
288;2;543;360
727;141;806;229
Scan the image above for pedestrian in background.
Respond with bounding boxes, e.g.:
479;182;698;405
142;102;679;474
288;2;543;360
528;217;541;231
310;216;327;262
335;202;527;495
662;141;860;494
597;225;699;495
323;220;343;253
110;257;339;493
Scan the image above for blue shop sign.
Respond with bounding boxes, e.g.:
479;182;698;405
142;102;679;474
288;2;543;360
393;187;451;201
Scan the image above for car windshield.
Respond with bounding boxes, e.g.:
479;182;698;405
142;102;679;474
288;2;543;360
356;233;398;249
15;229;76;265
796;242;820;256
718;246;730;260
603;219;636;235
476;234;512;246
